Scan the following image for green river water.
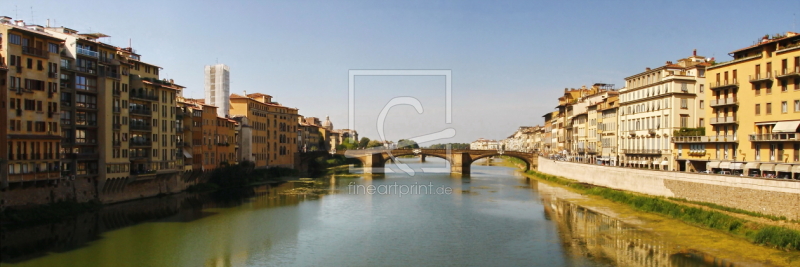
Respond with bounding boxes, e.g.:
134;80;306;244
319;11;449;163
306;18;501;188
0;158;763;266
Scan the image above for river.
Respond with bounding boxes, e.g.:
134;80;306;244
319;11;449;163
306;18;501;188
0;158;768;266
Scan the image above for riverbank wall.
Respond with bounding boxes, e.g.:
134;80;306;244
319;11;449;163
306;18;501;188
537;157;800;220
0;171;206;210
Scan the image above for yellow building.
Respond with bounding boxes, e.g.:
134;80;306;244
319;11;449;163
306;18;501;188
229;93;299;169
675;32;800;178
2;19;64;187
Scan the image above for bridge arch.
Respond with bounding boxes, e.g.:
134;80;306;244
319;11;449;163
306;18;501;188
470;153;531;171
381;152;451;165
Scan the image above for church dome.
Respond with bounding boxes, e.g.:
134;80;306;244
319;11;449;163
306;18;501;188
323;116;333;130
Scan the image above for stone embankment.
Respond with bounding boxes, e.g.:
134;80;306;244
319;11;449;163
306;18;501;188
537;157;800;220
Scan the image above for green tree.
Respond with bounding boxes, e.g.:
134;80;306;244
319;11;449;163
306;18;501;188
337;137;358;150
427;143;470;149
367;140;383;148
359;137;371;149
397;139;419;149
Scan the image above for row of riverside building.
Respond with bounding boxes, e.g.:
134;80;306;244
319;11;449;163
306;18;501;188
495;31;800;179
0;17;356;207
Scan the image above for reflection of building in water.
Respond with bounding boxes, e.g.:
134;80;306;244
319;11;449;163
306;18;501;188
1;182;314;264
543;196;736;267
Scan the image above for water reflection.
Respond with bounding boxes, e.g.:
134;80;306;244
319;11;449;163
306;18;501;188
0;183;304;264
0;159;771;266
543;195;738;267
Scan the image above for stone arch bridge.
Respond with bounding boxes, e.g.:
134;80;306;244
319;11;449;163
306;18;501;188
296;149;538;176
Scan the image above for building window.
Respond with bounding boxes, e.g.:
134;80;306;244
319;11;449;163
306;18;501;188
9;34;20;45
699;118;704;127
680;99;687;109
782;101;788;113
795;100;800;112
699;100;704;109
755;144;761;161
699;84;704;92
680;116;688;128
754;83;761;95
48;43;59;53
755;104;761;115
766;103;772;114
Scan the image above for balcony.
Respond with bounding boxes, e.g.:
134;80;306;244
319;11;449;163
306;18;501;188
710;116;737;125
99;57;119;65
621;149;664;155
710;78;738;90
48;72;58;79
74;121;98;127
77;47;99;58
749;72;773;83
130;124;152;131
130;93;159;101
75;153;99;160
129;108;152;116
112;89;122;96
21;46;49;58
129;154;149;160
6;170;63;183
130;169;157;177
105;72;121;79
776;66;800;79
708;135;737;143
113;123;121;130
176;127;184;133
749;133;800;142
709;97;738;107
130;140;152;147
648;129;657;135
76;66;97;75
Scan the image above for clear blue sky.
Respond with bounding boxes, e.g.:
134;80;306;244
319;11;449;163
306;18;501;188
4;0;799;144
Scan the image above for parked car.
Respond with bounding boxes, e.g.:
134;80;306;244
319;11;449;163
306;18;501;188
718;170;731;175
699;170;712;174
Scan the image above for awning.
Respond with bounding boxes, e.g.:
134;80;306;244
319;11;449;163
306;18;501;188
730;162;744;170
772;121;800;133
707;161;721;169
641;160;649;165
719;161;731;169
183;149;193;158
760;163;776;171
744;162;761;170
660;161;669;165
793;165;800;173
776;164;793;172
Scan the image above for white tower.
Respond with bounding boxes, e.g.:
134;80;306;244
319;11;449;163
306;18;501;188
204;64;230;117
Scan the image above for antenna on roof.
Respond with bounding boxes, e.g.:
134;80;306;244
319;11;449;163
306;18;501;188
30;6;34;24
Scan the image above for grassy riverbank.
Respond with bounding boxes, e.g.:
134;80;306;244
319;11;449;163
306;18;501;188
500;156;800;252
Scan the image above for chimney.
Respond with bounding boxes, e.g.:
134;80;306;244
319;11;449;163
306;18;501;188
666;61;673;65
14;20;24;26
693;49;697;56
645;67;651;71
